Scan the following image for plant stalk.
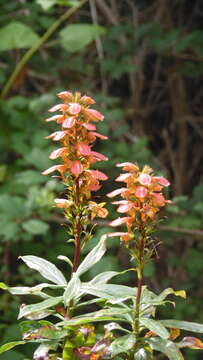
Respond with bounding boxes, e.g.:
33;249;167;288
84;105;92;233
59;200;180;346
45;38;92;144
134;234;145;337
72;177;81;273
0;0;88;99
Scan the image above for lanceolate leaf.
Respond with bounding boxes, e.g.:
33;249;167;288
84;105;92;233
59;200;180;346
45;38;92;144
0;341;26;354
63;273;81;306
147;338;184;360
20;255;67;285
90;271;118;284
140;318;170;339
18;296;62;319
81;283;136;302
76;235;107;276
159;319;203;333
110;334;136;355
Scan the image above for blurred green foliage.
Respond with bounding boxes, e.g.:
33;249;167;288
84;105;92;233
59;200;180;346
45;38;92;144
0;0;203;359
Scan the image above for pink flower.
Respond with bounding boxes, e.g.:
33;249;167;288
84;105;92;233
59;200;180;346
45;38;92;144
88;132;108;140
109;217;132;227
151;192;166;206
135;186;148;198
88;170;108;180
108;232;129;238
45;114;64;122
42;164;65;175
46;131;67;141
49;147;67;160
82;123;96;130
116;162;138;171
83;108;104;121
107;188;127;198
91;151;108;161
117;203;133;213
138;173;152;185
115;173;131;182
48;104;68;112
57;91;73;101
78;143;91;156
81;95;95;105
68;103;82;115
70;160;83;176
153;176;170;187
62;117;76;128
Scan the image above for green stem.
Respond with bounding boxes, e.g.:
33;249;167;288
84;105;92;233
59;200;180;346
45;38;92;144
0;0;88;99
134;234;145;337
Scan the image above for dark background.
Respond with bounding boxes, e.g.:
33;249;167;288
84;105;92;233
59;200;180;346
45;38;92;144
0;0;203;358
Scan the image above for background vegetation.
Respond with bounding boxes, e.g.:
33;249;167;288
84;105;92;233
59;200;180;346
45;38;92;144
0;0;203;358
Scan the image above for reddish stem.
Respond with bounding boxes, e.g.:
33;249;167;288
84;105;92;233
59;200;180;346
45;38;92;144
72;177;81;273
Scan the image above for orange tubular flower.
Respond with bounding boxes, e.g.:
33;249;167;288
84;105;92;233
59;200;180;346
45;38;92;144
42;91;109;270
107;163;171;246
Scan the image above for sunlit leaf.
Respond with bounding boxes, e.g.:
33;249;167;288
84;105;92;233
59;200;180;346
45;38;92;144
63;273;81;306
159;320;203;333
20;255;67;285
18;296;62;319
76;234;107;276
140;318;170;339
147;338;184;360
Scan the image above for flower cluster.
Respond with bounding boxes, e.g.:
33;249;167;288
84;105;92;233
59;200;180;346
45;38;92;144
107;162;170;245
42;91;108;220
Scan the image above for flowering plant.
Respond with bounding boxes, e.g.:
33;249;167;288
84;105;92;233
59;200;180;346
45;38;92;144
1;91;203;360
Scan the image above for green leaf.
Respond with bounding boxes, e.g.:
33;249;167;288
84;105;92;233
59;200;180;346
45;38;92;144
20;255;67;285
60;23;106;52
140;318;169;339
36;0;57;10
110;334;136;355
0;282;8;290
147;338;184;360
134;347;153;360
76;235;107;276
18;296;62;319
8;283;63;296
0;341;25;354
90;271;118;284
159;320;203;333
22;219;49;235
63;273;81;306
0;22;39;52
81;283;136;302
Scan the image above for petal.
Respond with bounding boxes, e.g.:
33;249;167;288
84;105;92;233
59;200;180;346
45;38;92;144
135;186;148;198
54;198;71;208
153;176;170;187
112;200;128;205
115;173;131;182
88;170;108;180
109;217;131;227
107;232;128;237
68;103;82;115
91;151;108;161
151;192;166;206
70;160;83;176
46;131;67;141
78;143;91;156
138;173;152;185
107;188;126;198
62;117;76;128
42;164;65;175
88;131;108;140
83;108;104;121
82;123;96;130
117;203;133;213
48;104;68;112
81;95;95;105
57;91;73;101
45;114;65;122
49;147;67;160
